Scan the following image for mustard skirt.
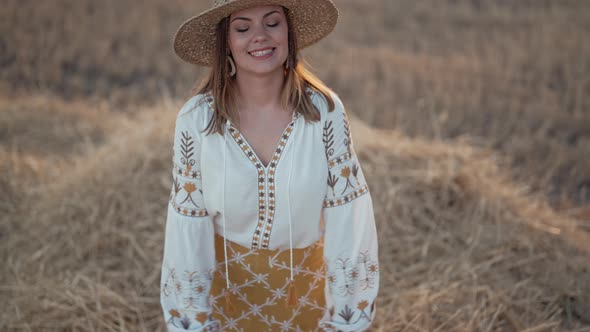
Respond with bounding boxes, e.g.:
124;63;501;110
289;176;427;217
211;234;326;331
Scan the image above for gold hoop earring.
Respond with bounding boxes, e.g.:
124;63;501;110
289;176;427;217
227;56;236;77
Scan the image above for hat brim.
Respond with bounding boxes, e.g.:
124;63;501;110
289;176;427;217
173;0;338;66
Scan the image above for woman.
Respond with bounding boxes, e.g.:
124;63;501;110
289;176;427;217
160;1;379;331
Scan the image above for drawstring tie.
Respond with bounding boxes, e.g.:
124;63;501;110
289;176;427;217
221;114;299;310
285;113;297;308
222;121;236;314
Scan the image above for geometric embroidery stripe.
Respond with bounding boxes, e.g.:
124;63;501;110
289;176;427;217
170;198;209;217
173;162;202;180
260;120;296;249
204;94;271;246
327;151;352;170
227;116;298;249
227;127;266;249
206;91;307;250
323;184;370;208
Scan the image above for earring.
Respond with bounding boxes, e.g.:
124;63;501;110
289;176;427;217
227;56;236;77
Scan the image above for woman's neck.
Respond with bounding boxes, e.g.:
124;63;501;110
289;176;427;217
234;69;285;113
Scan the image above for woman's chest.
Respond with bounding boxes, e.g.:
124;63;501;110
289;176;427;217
199;118;328;247
237;111;294;168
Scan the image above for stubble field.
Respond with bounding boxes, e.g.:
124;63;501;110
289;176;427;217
1;0;589;331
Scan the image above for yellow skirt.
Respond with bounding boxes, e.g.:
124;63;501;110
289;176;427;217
211;234;326;331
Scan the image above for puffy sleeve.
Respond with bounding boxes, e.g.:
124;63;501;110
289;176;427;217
319;94;380;332
160;97;220;331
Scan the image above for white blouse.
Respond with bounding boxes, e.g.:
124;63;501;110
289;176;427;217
160;89;379;331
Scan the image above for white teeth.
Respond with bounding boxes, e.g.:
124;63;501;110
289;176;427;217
250;49;273;57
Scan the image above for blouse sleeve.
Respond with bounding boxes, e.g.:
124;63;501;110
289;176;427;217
319;94;380;332
160;97;220;331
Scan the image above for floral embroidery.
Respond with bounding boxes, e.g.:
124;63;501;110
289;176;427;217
182;271;211;309
342;111;353;155
357;251;379;290
171;119;207;217
162;267;213;304
327;252;379;297
196;312;208;325
322;120;335;161
351;163;360;185
180;182;200;207
339;301;373;325
167;310;220;331
327;151;352;169
169;309;181;318
340;165;355;195
170;175;208;217
179;131;196;175
162;266;217;329
339;304;355;323
172;177;181;201
357;300;368;310
327;271;338;290
319;303;375;331
327;170;339;198
334;258;356;296
161;266;177;297
323;107;369;208
320;299;374;330
174;162;201;179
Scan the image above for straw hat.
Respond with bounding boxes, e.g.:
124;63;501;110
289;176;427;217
173;0;338;66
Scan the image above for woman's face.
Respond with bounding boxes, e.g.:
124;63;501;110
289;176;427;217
228;5;289;77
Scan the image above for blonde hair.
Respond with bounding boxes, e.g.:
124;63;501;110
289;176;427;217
194;6;335;135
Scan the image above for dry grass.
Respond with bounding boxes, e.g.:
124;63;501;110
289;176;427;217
307;0;590;207
2;0;589;205
2;0;590;331
1;97;589;331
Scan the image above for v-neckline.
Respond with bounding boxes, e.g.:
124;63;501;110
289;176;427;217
227;112;299;170
202;91;309;171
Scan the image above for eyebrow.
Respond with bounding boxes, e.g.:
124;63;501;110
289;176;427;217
231;10;280;23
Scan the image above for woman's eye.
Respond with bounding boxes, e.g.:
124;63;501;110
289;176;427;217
267;22;279;27
236;27;249;33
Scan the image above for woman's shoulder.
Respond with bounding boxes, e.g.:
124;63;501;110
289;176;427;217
177;93;214;118
309;87;345;121
175;92;215;135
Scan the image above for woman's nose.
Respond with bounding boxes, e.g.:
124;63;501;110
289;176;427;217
251;24;269;43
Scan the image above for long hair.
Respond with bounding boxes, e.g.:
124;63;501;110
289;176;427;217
195;6;335;135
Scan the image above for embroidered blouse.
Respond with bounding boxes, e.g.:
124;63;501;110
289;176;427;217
160;89;379;331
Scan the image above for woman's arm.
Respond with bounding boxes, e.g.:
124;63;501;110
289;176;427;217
160;97;219;331
319;94;379;332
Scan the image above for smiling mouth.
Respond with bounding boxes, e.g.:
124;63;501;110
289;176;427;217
248;48;275;58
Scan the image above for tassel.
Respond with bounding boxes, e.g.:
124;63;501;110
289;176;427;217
285;280;298;308
225;291;236;314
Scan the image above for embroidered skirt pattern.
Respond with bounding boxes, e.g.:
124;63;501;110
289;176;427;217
211;235;327;331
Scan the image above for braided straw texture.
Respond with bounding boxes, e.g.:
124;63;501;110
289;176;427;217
173;0;338;66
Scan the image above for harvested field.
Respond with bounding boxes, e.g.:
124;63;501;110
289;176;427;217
1;0;589;331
